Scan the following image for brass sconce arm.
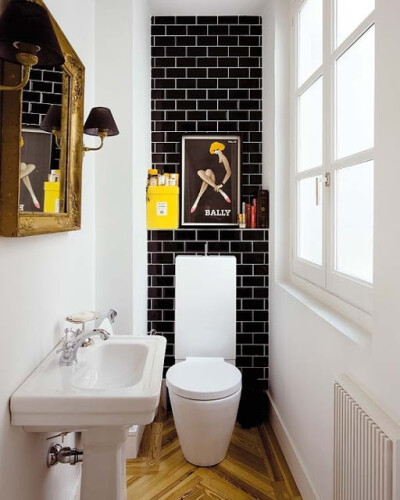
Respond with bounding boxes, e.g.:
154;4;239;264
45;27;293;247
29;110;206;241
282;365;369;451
83;131;107;153
0;52;38;91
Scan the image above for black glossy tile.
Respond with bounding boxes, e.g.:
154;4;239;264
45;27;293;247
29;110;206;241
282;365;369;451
253;333;269;344
242;276;264;287
219;230;241;241
253;287;268;298
188;25;207;35
163;265;176;276
151;298;174;309
185;241;206;252
242;344;264;355
219;16;238;24
163;242;184;252
187;89;207;99
148;310;162;321
176;16;196;24
163;287;176;298
254;310;269;322
150;230;174;241
175;230;196;240
148;265;163;275
155;16;175;24
166;46;186;57
152;253;174;264
207;242;230;252
197;36;218;46
231;25;250;35
152;276;174;287
197;16;218;24
155;36;175;46
208;46;228;57
167;25;186;35
209;25;229;35
187;47;207;57
176;36;196;46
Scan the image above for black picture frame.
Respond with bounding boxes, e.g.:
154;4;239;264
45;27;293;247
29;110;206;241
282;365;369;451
181;134;241;226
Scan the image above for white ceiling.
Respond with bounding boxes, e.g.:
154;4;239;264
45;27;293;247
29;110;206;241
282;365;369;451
149;0;268;16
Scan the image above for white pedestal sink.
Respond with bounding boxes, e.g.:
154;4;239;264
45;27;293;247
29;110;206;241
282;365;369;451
11;335;166;500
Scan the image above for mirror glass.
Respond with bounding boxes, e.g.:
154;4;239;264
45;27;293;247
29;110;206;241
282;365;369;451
20;64;68;214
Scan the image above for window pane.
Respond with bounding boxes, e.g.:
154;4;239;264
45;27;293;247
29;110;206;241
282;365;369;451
336;26;375;159
298;177;323;265
298;77;323;172
336;161;374;283
336;0;374;47
298;0;323;86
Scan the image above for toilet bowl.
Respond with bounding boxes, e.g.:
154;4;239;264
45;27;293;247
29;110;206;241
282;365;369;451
166;357;241;466
166;256;242;466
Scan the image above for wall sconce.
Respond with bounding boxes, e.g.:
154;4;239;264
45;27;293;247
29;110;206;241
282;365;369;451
39;104;61;146
0;0;65;91
40;105;119;153
83;107;119;153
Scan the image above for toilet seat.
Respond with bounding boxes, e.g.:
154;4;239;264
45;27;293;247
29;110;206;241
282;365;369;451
166;357;242;401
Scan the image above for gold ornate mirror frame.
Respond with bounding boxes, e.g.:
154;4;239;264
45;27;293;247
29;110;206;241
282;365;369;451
0;0;85;236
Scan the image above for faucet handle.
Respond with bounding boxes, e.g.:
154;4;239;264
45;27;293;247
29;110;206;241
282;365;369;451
109;309;117;323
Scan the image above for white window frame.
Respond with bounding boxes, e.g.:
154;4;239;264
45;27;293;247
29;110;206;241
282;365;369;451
291;0;375;314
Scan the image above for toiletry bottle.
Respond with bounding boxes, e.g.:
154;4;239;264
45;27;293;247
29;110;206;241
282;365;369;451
158;169;166;186
148;169;158;186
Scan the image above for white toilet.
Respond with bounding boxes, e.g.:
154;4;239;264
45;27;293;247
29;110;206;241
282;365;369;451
166;255;242;467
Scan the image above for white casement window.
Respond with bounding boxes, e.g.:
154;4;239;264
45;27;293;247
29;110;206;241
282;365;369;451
292;0;375;313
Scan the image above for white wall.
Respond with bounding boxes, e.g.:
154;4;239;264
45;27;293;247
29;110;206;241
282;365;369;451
94;0;150;335
268;0;400;499
0;1;96;498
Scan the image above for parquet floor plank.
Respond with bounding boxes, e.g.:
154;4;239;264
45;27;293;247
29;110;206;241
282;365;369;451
126;415;302;500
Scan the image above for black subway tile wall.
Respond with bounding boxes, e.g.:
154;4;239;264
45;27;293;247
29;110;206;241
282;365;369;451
22;65;63;169
151;15;262;203
150;17;268;388
22;65;63;127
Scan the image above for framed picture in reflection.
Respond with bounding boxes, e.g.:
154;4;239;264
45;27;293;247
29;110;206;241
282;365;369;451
20;128;52;212
181;135;241;226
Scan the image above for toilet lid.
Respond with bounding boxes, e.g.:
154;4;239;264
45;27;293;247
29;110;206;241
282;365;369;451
166;357;242;401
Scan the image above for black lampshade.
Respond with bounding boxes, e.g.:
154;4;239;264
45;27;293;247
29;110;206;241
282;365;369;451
0;0;64;66
84;107;119;137
40;104;62;132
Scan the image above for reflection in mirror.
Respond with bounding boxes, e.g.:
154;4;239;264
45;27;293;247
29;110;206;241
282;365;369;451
19;63;66;215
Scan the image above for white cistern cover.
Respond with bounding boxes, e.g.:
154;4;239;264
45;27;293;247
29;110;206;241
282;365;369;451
166;357;241;400
175;255;236;360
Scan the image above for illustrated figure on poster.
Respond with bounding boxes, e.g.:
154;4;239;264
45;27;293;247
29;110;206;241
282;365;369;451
19;136;40;209
190;141;232;213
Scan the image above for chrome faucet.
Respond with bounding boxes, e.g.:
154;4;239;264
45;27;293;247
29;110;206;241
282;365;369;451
58;308;117;366
58;328;111;366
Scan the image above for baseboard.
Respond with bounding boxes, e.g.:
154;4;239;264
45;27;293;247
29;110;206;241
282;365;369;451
267;392;321;500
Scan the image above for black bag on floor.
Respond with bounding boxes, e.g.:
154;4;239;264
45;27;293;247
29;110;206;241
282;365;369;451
237;378;268;429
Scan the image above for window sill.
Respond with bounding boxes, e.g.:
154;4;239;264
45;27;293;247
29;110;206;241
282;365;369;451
276;277;372;349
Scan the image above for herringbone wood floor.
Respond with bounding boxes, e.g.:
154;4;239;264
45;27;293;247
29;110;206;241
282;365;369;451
126;410;302;500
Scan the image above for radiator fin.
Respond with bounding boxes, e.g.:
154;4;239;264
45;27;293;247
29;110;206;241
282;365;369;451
334;382;393;500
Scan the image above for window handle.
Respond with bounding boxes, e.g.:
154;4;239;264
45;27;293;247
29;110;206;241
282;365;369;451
324;173;331;187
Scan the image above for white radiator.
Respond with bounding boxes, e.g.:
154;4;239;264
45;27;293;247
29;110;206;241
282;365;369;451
334;375;400;500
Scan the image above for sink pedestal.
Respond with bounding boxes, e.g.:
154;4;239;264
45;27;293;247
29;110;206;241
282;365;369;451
81;427;129;500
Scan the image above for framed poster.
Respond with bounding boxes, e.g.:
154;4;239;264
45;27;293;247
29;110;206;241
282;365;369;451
181;135;241;226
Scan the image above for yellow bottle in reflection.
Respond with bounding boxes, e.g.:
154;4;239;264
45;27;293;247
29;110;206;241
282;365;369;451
44;181;60;213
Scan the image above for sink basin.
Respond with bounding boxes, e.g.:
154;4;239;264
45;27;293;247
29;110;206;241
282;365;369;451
73;341;148;390
11;334;166;500
11;335;166;432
